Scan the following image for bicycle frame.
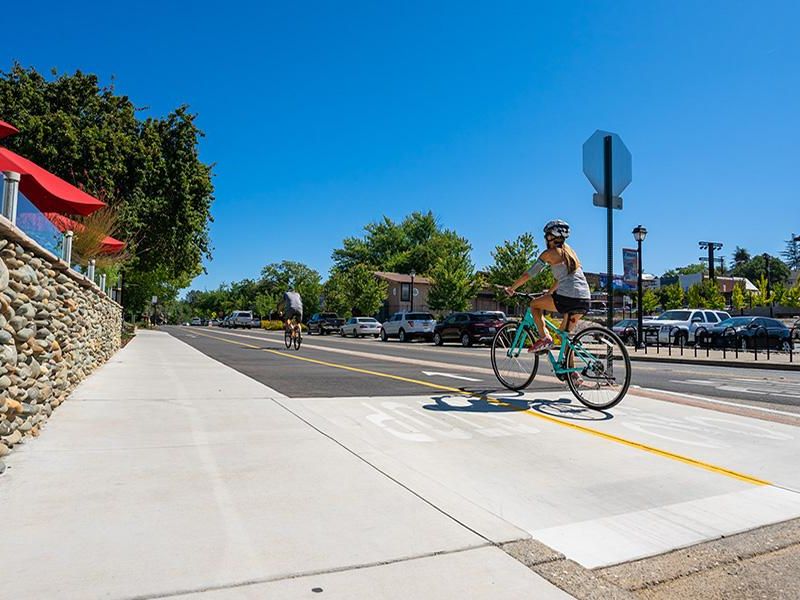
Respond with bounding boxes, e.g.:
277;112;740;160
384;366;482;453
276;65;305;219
508;308;587;376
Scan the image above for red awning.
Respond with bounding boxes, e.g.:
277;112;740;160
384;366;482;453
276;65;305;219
0;147;105;216
44;212;126;255
0;120;19;140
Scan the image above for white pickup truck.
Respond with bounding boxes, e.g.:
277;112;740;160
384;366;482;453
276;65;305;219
643;309;731;345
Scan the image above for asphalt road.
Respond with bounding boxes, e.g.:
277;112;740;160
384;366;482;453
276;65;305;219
166;325;800;417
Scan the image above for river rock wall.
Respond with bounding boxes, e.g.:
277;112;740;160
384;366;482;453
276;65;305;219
0;216;121;473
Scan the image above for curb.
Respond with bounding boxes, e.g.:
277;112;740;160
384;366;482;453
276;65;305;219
629;354;800;371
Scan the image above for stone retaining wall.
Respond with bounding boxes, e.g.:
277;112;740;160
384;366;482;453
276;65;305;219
0;216;121;473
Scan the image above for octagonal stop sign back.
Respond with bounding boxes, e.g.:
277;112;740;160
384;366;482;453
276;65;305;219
582;130;632;205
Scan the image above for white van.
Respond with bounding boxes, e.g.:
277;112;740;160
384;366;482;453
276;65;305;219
229;310;254;329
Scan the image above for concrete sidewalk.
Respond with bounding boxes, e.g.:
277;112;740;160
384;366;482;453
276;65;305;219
0;330;572;600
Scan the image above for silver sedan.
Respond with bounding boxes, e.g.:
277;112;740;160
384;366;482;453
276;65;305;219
340;317;381;338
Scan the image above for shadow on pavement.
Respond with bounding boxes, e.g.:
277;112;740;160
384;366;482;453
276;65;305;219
423;390;614;422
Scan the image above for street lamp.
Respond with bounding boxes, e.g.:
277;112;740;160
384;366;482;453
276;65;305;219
632;225;648;348
409;269;416;312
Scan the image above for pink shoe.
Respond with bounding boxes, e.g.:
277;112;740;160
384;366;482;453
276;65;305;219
528;337;554;353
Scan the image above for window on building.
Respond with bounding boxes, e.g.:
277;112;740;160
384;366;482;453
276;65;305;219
401;283;411;302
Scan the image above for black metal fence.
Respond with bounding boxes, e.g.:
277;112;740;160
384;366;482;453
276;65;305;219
620;325;798;363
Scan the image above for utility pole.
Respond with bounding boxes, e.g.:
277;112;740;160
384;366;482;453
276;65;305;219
699;241;723;280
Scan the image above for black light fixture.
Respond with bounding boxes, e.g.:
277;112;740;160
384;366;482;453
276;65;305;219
632;225;647;348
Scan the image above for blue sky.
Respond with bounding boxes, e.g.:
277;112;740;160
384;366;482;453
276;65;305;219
4;1;798;289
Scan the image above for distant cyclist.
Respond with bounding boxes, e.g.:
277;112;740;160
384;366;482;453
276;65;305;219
505;220;591;361
279;290;303;340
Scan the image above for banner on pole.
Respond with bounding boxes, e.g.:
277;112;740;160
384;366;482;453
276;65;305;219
623;248;638;284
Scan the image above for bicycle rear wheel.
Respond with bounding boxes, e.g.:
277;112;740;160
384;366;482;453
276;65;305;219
491;322;539;390
294;332;302;350
564;326;631;410
284;331;292;349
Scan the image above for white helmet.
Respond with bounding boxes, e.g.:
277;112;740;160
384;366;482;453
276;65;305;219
544;220;570;240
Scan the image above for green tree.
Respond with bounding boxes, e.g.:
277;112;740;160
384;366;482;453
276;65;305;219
322;265;388;318
751;274;773;307
733;246;751;268
731;254;790;287
686;284;703;308
685;279;726;309
781;236;800;270
662;264;705;278
485;233;553;299
773;283;788;306
784;281;800;308
658;283;685;310
641;289;660;315
254;292;279;320
428;252;481;312
731;282;746;311
0;65;214;315
260;261;322;317
331;211;471;276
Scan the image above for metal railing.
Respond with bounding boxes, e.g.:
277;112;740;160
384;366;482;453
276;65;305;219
621;324;794;363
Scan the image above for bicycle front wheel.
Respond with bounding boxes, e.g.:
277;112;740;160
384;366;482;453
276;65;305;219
565;326;631;410
284;331;292;349
294;332;302;350
491;322;539;390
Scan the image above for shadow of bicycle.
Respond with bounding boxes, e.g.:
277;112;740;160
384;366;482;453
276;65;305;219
422;389;614;422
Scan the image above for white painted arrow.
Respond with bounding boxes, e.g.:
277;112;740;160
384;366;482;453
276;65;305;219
422;371;482;382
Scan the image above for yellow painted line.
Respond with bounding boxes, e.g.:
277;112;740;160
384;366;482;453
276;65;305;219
185;329;771;486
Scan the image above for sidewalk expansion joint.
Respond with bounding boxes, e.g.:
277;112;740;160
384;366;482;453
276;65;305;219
269;396;496;545
117;545;492;600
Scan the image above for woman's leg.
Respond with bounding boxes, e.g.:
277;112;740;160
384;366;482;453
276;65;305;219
531;295;557;341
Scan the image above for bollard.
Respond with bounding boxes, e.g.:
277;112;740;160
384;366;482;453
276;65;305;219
63;231;74;266
1;171;20;224
87;259;96;282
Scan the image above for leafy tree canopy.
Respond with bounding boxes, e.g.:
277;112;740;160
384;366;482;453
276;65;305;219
485;233;553;300
0;64;214;314
781;236;800;270
428;250;481;313
331;211;470;276
662;263;705;278
730;254;790;287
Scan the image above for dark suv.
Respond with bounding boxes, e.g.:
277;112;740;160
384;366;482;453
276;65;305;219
433;312;505;347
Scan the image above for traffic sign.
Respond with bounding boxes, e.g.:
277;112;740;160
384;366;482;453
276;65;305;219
583;130;632;198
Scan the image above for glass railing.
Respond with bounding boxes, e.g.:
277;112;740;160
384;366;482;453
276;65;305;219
14;191;64;258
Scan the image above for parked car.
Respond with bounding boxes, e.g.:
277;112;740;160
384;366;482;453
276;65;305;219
380;312;436;342
708;317;794;351
433;312;504;347
643;309;731;345
307;313;346;335
473;310;507;322
612;319;639;344
340;317;381;338
226;310;255;329
189;317;202;326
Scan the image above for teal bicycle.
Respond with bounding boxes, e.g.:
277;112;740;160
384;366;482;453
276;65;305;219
490;291;631;410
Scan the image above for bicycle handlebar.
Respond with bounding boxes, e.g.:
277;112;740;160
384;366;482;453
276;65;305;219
491;284;546;301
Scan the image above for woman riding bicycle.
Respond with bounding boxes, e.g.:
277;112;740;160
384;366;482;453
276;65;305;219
504;220;591;355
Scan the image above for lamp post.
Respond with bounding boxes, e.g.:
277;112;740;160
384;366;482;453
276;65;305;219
409;269;416;312
632;225;648;348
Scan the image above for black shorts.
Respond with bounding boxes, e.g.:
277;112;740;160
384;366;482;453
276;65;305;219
284;308;302;322
552;293;590;316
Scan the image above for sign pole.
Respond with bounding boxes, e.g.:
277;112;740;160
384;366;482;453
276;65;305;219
604;135;613;329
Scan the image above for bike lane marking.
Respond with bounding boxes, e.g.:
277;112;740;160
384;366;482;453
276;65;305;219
185;329;770;486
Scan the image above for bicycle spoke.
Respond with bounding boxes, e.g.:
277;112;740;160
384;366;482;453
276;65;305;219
491;323;538;390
